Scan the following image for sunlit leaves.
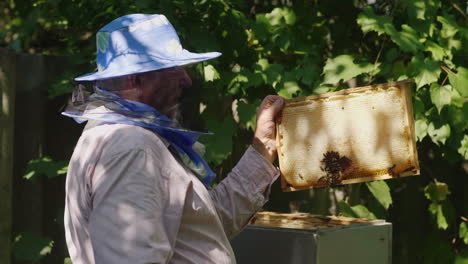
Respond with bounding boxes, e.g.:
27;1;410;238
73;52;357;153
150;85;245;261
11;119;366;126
425;182;454;230
460;222;468;245
427;123;451;146
23;157;68;180
389;24;424;53
424;182;455;230
358;7;425;53
357;6;393;36
338;200;377;219
429;83;452;113
448;67;468;97
322;55;375;84
265;7;296;26
428;202;455;230
437;15;459;39
366;181;393;210
424;40;445;61
415;119;428;142
13;232;54;262
409;54;441;89
204;64;220;82
458;135;468;160
277;81;300;99
424;182;450;201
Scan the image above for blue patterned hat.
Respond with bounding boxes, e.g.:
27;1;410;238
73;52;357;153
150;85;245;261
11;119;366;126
75;14;221;81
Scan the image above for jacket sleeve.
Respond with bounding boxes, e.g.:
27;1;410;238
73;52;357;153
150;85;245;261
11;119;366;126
209;146;279;239
87;147;175;264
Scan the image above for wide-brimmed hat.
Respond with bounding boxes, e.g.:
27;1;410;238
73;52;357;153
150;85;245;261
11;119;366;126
75;14;221;81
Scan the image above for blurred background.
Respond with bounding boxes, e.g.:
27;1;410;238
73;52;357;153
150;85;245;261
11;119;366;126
0;0;467;263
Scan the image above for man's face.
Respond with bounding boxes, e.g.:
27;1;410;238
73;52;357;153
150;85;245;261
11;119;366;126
139;67;192;121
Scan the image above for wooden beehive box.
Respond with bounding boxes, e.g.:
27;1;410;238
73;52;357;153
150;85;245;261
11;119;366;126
231;212;392;264
277;79;419;191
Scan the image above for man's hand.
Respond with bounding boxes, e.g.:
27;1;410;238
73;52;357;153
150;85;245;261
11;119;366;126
252;95;285;163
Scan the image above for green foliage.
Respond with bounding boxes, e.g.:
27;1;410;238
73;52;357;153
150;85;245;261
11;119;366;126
409;54;441;89
427;123;451;146
13;232;54;262
338;200;377;219
425;182;455;230
365;181;392;209
459;135;468;160
203;64;220;82
428;201;455;230
237;99;259;131
448;67;468;97
199;114;236;165
23;156;68;180
322;55;375;84
460;222;468;245
424;182;450;201
357;6;393;36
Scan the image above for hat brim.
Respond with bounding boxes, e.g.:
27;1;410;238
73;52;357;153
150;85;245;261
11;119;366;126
75;50;221;81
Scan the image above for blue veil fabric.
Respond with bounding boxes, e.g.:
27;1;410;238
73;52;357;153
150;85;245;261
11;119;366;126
62;86;216;188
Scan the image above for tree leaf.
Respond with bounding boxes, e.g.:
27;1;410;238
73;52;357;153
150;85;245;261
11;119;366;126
448;67;468;97
23;157;68;180
425;40;445;61
427;122;451;146
429;83;452;113
338;200;377;219
409;54;441;89
204;64;220;82
13;232;54;261
458;135;468;160
388;24;424;53
277;81;300;99
366;180;393;209
460;222;468;245
265;7;296;26
349;204;377;219
338;200;358;218
357;6;394;36
428;202;454;230
415;119;428;142
424;182;450;202
322;55;374;84
437;15;459;39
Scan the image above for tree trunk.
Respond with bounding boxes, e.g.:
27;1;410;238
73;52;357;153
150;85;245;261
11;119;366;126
0;48;16;264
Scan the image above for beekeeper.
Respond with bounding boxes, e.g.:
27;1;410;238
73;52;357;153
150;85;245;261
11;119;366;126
63;14;284;264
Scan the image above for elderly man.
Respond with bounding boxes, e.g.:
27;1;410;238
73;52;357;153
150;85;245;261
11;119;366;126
63;14;284;264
